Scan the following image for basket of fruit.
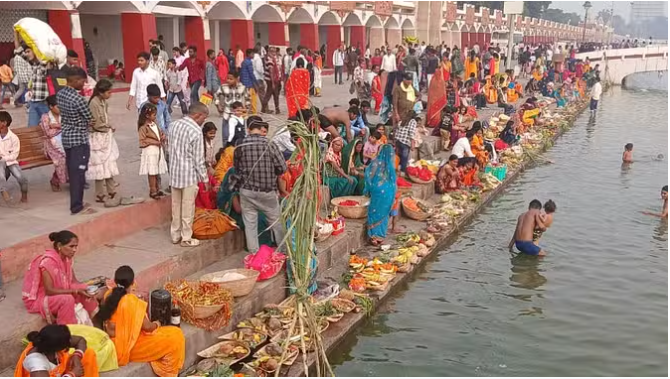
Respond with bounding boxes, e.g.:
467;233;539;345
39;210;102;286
331;196;369;219
401;197;432;221
197;340;251;365
165;280;233;322
218;328;268;349
406;166;435;184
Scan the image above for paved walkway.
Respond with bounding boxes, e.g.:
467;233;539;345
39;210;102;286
0;80;378;249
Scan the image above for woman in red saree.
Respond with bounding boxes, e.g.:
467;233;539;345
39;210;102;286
371;67;383;114
426;67;447;128
22;231;99;325
285;59;310;118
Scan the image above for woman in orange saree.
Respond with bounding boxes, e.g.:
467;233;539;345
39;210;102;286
426;68;447;128
98;266;185;377
285;59;311;118
470;123;489;168
15;324;99;377
212;145;235;185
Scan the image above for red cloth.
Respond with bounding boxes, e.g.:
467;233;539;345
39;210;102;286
107;64;116;78
215;52;229;84
195;175;217;210
494;139;509;151
370;56;382;68
426;69;447;128
285;68;310;118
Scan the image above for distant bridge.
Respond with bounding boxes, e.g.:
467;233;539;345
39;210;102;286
576;46;668;85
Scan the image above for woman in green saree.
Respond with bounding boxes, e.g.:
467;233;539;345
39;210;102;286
341;138;366;195
323;137;359;198
217;168;274;249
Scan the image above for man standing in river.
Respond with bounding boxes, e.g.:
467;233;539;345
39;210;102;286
508;199;548;256
642;185;668;218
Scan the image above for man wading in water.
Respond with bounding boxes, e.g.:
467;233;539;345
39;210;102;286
642;185;668;218
508;199;548;256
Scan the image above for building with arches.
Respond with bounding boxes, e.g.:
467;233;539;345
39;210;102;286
0;1;612;80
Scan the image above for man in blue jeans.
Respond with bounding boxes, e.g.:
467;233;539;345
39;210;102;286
394;110;417;174
58;67;94;215
25;47;49;126
332;46;344;85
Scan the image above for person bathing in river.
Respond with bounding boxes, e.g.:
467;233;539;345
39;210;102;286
533;200;556;246
508;199;548;256
622;143;634;163
642;185;668;218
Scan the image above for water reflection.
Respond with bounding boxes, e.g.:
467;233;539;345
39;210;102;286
509;253;547;291
620;163;633;188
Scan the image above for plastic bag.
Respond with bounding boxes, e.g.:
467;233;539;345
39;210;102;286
14;18;67;64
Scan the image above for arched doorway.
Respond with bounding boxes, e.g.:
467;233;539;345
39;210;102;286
318;11;341;67
366;15;383;49
342;12;364;49
287;7;317;50
251;4;284;48
401;18;415;41
207;1;250;51
384;16;401;48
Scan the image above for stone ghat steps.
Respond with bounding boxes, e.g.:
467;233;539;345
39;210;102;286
0;223;248;375
1;196;173;285
0;136;440;376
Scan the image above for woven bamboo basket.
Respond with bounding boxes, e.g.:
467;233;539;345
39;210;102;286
401;198;431;221
193;304;225;319
200;269;259;297
409;175;434;185
331;196;369;219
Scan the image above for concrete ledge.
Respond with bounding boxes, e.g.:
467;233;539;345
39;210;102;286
1;196;172;284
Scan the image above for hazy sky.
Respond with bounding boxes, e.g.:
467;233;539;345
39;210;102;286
550;1;632;22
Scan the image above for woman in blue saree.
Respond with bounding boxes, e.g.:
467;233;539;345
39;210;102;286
364;144;397;246
217;168;274;249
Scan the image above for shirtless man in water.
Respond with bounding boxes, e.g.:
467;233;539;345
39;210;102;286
642;185;668;218
319;107;354;142
509;199;548;256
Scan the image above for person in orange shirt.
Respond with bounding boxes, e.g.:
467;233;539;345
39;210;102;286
14;324;99;377
0;61;15;108
98;266;185;377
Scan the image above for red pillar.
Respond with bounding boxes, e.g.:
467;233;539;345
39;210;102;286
121;13;157;81
461;33;469;50
268;22;287;46
230;19;254;52
48;10;86;69
184;16;210;55
326;25;341;67
300;24;319;51
349;25;365;52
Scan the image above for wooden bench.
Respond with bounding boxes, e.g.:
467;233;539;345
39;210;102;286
13;127;52;169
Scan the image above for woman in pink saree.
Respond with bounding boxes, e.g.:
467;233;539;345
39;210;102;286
22;231;98;325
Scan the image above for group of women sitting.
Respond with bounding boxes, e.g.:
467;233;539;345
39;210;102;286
20;231;185;377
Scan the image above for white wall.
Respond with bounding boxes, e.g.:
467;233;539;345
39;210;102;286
80;14;123;66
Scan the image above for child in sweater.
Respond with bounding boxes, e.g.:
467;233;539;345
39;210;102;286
137;103;168;199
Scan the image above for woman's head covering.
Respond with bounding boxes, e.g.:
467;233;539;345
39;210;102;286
342;138;364;175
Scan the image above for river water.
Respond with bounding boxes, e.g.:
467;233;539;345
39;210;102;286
331;87;668;377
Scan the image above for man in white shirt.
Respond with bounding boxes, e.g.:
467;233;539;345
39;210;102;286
451;131;475;159
173;47;190;106
590;77;602;114
127;51;165;111
332;46;345;85
381;49;396;72
252;47;265;102
273;128;296;160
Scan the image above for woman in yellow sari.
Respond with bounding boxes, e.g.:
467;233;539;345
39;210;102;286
98;266;185;377
212;145;235;185
15;324;99;377
470;122;489;168
465;50;479;81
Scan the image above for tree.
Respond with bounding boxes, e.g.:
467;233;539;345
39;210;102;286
461;2;504;12
611;15;629;35
523;1;551;18
542;8;582;26
597;9;612;25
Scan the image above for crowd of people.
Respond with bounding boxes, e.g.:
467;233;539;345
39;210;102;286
4;28;669;376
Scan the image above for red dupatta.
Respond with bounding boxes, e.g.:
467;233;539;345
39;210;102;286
426;69;447;128
285;68;310;118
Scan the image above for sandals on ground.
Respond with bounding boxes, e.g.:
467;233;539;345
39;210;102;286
180;239;200;247
149;192;162;200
